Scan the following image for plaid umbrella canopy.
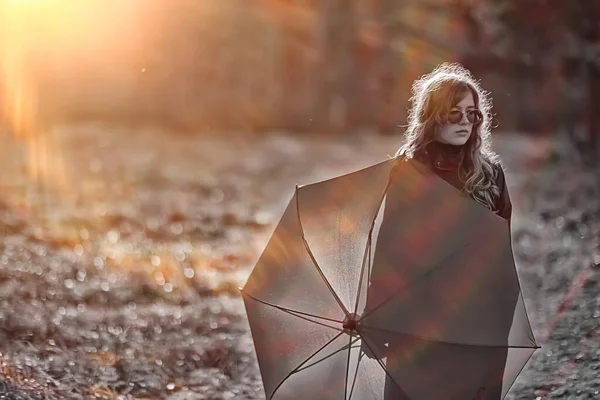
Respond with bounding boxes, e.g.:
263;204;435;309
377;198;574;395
240;158;539;400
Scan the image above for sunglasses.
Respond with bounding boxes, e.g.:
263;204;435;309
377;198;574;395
442;109;483;124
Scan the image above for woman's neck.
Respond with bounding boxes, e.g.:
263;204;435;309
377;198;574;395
428;140;464;156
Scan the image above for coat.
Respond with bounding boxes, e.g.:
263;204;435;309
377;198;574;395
413;142;513;221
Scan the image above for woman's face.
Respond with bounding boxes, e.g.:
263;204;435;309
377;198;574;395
435;90;475;146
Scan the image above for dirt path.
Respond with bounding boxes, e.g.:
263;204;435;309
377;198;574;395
0;125;598;399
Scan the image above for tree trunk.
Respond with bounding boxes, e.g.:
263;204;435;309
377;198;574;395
372;0;401;135
312;0;358;133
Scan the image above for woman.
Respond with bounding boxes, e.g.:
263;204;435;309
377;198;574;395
395;62;512;221
364;63;514;400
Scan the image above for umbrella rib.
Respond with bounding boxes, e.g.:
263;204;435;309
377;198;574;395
283;310;343;331
359;335;411;398
344;334;352;400
295;186;350;316
500;347;538;397
347;340;363;399
240;289;344;331
359;325;541;349
357;240;472;323
270;331;344;399
353;233;372;316
506;224;540;347
353;161;396;316
294;337;361;374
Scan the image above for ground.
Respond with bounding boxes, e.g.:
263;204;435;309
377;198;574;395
0;124;598;399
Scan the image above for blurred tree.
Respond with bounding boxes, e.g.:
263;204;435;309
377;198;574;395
580;0;600;167
312;0;359;133
471;0;556;131
371;0;404;135
14;0;600;141
467;0;599;165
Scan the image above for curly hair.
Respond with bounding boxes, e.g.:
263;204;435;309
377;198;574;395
395;62;502;212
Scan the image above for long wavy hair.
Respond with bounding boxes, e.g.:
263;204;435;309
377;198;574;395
395;63;501;211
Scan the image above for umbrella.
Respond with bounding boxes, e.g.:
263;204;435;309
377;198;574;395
240;158;539;400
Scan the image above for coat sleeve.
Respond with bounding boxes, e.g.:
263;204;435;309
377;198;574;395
493;163;512;221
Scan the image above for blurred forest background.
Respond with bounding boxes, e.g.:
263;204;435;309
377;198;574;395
1;1;600;399
1;0;600;164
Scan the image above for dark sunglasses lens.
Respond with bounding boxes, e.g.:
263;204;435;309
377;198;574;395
468;110;482;123
447;111;463;124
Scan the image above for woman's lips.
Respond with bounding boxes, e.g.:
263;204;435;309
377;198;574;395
456;130;469;135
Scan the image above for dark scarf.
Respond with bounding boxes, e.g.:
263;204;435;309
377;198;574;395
411;140;512;220
414;141;466;191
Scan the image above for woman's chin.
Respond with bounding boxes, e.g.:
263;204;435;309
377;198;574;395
437;132;471;146
448;135;469;146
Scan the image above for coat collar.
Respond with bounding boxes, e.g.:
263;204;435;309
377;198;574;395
414;141;464;172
